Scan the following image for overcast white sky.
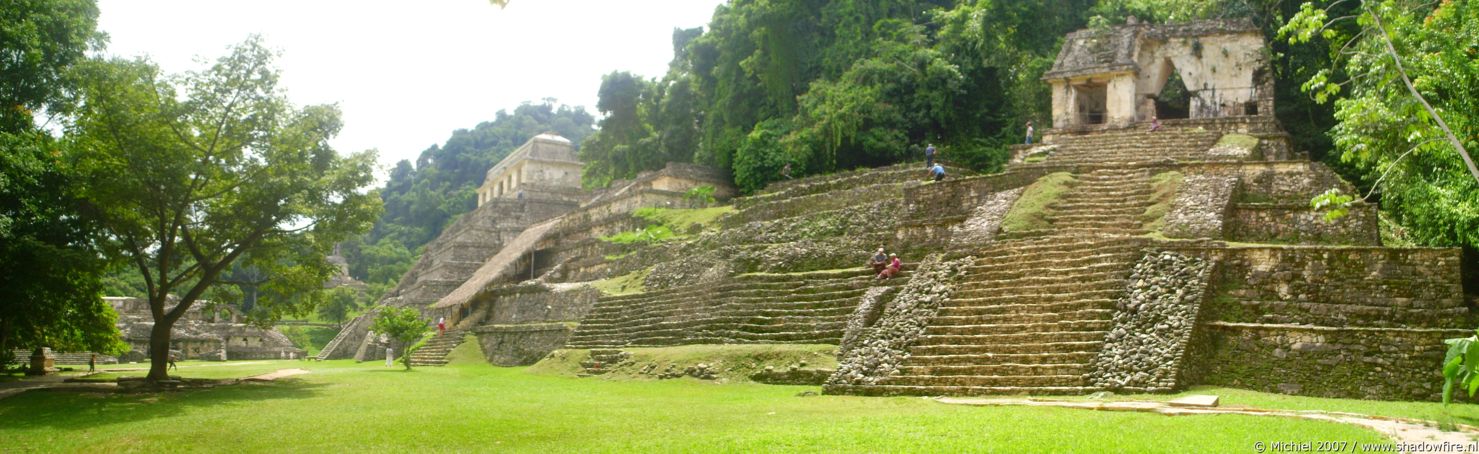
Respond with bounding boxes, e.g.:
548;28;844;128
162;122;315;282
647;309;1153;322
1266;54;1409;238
95;0;724;175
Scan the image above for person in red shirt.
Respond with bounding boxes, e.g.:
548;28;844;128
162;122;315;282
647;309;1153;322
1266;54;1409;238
877;254;902;280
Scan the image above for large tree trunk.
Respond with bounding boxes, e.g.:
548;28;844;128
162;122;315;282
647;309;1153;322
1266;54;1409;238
146;319;175;381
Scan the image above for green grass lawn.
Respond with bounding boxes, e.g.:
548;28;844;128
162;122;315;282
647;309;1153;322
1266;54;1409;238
0;358;1417;453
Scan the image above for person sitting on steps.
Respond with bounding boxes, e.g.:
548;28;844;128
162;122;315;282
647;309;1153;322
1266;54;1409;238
877;253;902;280
1149;115;1161;132
868;247;888;274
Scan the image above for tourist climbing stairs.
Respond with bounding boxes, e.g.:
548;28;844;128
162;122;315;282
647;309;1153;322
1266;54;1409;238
408;329;469;366
567;268;912;349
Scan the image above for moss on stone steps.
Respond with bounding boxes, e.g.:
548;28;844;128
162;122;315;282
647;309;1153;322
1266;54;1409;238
1142;170;1184;232
590;268;651;296
999;172;1077;234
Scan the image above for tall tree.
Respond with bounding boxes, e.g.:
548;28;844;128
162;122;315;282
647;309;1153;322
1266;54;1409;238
1283;0;1479;249
67;37;382;382
0;0;102;132
0;0;125;366
580;71;659;187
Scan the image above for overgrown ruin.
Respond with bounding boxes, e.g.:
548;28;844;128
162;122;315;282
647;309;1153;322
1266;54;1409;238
324;20;1470;401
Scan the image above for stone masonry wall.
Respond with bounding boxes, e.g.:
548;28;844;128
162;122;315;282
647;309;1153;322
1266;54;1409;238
1182;245;1469;400
475;323;575;366
1162;175;1236;239
1178;161;1350;204
467;285;597;366
1226;203;1380;245
1201;247;1465;328
466;284;599;327
902;167;1056;221
1186;323;1464;400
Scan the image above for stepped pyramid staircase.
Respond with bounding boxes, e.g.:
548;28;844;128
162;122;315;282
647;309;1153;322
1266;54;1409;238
1026;125;1222;165
567;268;911;349
836;131;1191;396
408;329;469;367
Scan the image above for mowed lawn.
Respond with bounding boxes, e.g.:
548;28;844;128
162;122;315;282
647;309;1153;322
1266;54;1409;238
0;358;1425;453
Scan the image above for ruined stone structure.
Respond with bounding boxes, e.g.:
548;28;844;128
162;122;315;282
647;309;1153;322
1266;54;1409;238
1043;19;1273;129
36;297;303;364
476;133;584;205
446;20;1468;402
318;133;589;361
319;133;735;364
314;21;1469;401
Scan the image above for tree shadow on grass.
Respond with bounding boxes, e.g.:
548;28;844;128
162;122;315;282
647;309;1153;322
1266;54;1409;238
0;378;329;431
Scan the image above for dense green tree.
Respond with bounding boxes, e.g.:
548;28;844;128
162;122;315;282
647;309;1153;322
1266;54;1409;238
0;132;126;366
580;71;659;188
0;0;102;132
0;0;124;367
1284;0;1479;249
318;286;367;330
67;37;382;382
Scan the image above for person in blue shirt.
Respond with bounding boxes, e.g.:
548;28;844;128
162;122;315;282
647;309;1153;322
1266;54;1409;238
930;163;946;182
925;144;937;168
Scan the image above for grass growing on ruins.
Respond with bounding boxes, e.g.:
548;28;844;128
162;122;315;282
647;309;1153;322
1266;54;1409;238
0;359;1401;452
1214;133;1261;152
601;206;736;246
1143;170;1184;232
634;206;734;235
590;268;651;296
1000;171;1076;234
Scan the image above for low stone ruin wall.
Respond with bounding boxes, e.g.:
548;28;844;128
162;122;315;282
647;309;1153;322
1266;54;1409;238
902;167;1057;221
1181;245;1469;400
1201;246;1465;328
466;284;599;326
1226;203;1380;245
1161;175;1236;239
466;285;599;366
1185;323;1463;400
475;323;575;366
1179;161;1350;204
723;183;902;226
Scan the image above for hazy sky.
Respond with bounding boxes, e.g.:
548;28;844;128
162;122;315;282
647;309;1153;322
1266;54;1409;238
95;0;724;174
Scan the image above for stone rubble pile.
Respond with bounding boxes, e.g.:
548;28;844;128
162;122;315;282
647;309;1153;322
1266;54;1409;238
1088;251;1214;391
827;255;971;386
838;286;894;357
